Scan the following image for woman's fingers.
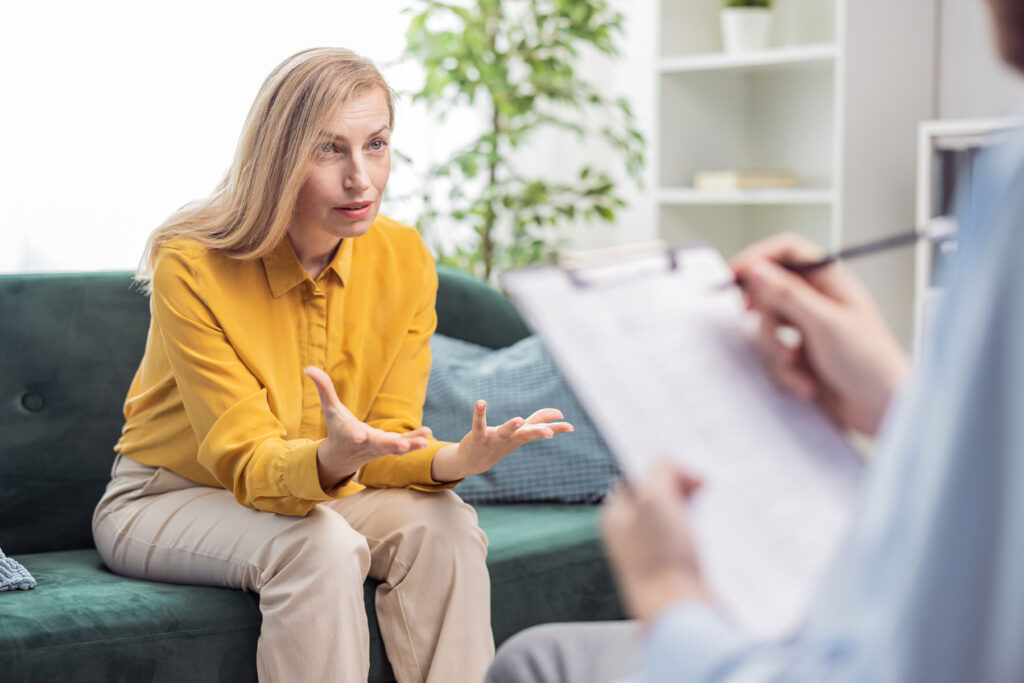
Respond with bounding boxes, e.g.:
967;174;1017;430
402;426;433;440
472;400;488;434
524;408;564;424
495;416;525;439
304;367;357;421
503;417;574;443
365;428;428;455
545;421;574;435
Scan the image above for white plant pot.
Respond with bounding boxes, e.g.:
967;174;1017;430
720;8;772;54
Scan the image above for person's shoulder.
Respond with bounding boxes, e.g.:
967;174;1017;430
152;237;240;289
153;237;203;274
156;236;201;258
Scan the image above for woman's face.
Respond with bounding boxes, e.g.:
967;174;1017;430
291;88;391;246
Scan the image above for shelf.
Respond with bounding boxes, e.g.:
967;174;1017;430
657;187;835;206
658;44;836;75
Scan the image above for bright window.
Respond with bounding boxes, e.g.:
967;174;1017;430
1;1;434;272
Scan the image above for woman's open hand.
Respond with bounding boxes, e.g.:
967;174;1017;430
305;366;431;489
429;400;574;482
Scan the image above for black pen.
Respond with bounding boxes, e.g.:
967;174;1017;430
720;216;957;290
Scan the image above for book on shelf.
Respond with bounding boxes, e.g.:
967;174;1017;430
693;170;798;190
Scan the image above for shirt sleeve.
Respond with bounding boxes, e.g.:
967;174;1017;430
152;247;351;516
357;255;459;490
639;603;753;682
639;601;866;682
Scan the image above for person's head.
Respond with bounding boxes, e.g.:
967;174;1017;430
140;47;394;278
988;0;1024;73
288;81;393;252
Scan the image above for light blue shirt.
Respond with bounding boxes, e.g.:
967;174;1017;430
641;125;1024;682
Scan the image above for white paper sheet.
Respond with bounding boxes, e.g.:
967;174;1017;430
501;246;863;640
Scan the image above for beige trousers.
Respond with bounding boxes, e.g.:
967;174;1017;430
92;455;494;683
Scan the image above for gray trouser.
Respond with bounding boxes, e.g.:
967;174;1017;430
486;621;641;683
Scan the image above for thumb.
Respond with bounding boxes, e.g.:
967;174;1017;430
304;367;356;422
743;261;836;334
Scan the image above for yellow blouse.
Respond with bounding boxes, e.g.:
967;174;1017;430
115;215;455;516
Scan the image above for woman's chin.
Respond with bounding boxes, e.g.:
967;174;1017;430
330;213;377;239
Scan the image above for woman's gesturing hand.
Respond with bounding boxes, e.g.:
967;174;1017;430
429;400;574;483
305;366;432;489
731;232;910;436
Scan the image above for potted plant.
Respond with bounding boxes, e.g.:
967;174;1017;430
403;0;645;281
721;0;773;54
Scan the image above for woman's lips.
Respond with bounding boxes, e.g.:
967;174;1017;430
333;202;372;218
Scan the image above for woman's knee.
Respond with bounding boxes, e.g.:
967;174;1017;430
256;506;371;584
400;489;488;558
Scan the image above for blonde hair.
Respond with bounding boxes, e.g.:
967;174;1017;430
137;47;393;284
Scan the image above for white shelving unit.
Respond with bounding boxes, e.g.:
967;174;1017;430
656;0;841;258
655;0;937;344
913;118;1022;359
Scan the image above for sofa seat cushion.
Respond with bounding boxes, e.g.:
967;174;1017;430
0;505;621;682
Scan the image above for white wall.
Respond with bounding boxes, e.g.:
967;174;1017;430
841;0;937;347
0;1;458;273
937;0;1024;118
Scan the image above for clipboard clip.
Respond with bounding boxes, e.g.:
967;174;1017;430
561;241;681;289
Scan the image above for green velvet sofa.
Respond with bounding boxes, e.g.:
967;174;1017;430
0;266;623;682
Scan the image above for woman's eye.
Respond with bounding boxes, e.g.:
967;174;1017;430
369;139;388;151
318;142;336;154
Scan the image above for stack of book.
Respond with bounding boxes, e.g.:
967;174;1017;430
693;170;798;190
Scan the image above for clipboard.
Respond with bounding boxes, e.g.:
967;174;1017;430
501;243;863;640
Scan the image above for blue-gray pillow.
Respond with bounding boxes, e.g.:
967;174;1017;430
424;334;618;504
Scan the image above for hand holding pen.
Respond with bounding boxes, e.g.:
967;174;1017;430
730;231;917;436
723;216;957;289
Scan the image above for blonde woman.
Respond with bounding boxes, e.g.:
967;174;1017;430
92;48;572;683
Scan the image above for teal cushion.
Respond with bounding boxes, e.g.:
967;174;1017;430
0;273;150;556
425;334;619;503
0;505;621;682
435;266;532;349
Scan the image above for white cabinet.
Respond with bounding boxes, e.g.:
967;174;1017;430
655;0;937;344
913;118;1022;359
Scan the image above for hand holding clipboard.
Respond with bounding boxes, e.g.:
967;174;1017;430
499;222;947;638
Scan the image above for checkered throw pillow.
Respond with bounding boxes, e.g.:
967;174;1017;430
425;334;619;504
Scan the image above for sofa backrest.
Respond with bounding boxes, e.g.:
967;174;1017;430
0;266;530;556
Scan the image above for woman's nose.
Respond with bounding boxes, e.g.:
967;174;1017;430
343;157;371;192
